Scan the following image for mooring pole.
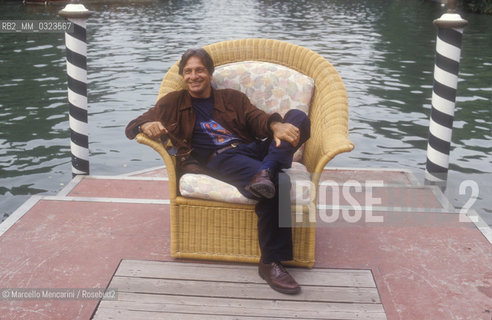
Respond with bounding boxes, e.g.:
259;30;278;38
425;0;468;189
59;1;92;177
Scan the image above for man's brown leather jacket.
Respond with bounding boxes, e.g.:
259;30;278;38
125;88;282;174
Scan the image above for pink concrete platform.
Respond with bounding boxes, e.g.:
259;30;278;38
0;199;170;319
317;211;492;319
62;175;170;199
0;167;490;320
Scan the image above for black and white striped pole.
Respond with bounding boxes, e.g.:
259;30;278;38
59;2;92;176
425;0;467;189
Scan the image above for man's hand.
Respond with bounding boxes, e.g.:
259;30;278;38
270;122;300;147
140;121;168;139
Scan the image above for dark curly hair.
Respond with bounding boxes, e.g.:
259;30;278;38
178;48;215;76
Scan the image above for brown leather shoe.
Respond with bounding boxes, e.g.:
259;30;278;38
258;261;301;294
245;169;275;199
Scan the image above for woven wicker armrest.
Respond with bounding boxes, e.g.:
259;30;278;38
303;95;354;187
135;133;178;199
300;60;354;186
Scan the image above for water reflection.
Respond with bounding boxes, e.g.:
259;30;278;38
0;0;490;223
362;1;439;164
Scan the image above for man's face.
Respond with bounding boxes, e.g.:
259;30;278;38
182;56;212;99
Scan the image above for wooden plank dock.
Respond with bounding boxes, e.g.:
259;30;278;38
0;167;491;320
93;260;386;319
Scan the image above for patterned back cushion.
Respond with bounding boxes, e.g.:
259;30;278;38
212;61;315;161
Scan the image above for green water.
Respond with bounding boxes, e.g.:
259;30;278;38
0;0;491;224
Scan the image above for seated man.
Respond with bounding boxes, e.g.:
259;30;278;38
125;48;310;294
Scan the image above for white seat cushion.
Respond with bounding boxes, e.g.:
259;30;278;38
179;162;314;205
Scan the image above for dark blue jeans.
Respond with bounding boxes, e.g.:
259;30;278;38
206;110;311;263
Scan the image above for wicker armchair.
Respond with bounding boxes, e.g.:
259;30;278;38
135;39;353;267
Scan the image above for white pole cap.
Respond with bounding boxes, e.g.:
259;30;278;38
434;0;468;28
59;2;93;19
